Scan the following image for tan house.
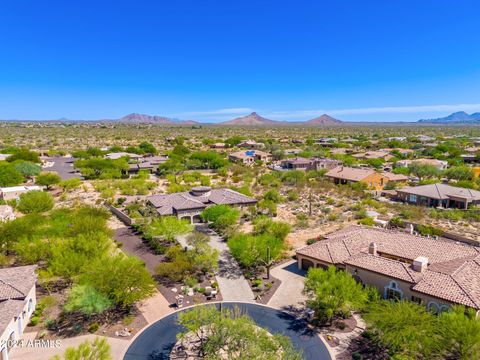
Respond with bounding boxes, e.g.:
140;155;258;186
473;167;480;179
280;157;341;171
381;171;409;186
0;206;15;222
146;186;257;223
396;158;448;170
228;150;272;165
210;143;226;149
0;186;43;201
352;151;393;161
237;140;265;149
296;226;480;314
0;266;37;360
325;166;389;190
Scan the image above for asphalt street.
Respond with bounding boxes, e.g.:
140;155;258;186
124;302;331;360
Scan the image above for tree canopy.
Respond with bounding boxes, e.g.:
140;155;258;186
304;266;370;324
176;305;303;360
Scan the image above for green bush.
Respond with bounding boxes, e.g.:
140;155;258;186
416;224;443;237
87;322;100;333
29;316;40;326
252;279;263;287
17;191;54;214
358;217;375;226
45;319;58;331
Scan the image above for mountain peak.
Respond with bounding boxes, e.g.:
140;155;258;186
418;112;480;124
305;114;342;125
218;112;279;126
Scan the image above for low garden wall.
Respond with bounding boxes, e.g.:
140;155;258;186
105;203;135;226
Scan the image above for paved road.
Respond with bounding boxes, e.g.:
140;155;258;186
42;156;81;180
268;260;307;311
124;302;332;360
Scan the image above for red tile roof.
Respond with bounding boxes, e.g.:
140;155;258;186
297;226;480;309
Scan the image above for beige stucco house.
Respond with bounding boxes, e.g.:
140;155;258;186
228;150;272;165
0;266;37;360
296;226;480;314
0;186;42;202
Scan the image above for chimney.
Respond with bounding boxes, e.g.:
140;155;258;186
413;256;428;272
368;242;378;256
405;224;414;235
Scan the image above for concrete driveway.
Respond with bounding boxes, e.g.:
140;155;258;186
268;260;307;311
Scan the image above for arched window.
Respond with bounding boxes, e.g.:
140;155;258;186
427;301;440;314
28;298;33;313
384;280;403;300
439;305;450;313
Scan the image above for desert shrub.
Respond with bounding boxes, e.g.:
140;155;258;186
17;191;54;214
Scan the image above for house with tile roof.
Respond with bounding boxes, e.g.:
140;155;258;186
228;150;272;165
237;140;265;149
352;151;393;161
146;186;257;223
325;166;390;190
296;226;480;314
0;266;37;360
396;158;448;170
280;157;341;171
0;186;43;202
396;183;480;209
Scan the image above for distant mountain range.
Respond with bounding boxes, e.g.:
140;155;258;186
217;112;342;126
3;111;480;125
418;111;480;124
116;113;199;125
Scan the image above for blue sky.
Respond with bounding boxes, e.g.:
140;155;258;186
0;1;479;122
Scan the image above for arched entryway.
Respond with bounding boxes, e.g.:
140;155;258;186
192;215;202;223
301;258;315;270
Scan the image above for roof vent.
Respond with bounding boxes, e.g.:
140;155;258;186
413;256;428;272
368;242;378;256
405;224;414;235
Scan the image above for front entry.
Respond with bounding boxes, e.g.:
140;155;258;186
301;259;315;270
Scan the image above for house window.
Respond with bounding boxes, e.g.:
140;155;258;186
386;288;402;300
384;280;403;300
28;299;33;313
409;194;417;203
411;296;423;304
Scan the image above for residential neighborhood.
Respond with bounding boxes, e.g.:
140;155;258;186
2;1;480;359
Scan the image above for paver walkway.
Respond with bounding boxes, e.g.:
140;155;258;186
137;290;174;324
182;226;255;302
268;260;307;310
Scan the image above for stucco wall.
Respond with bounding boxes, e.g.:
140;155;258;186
0;285;36;358
296;255;454;312
345;265;453;312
